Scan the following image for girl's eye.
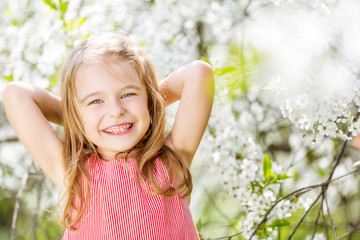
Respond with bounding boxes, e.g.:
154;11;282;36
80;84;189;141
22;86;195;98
90;99;102;105
122;93;134;99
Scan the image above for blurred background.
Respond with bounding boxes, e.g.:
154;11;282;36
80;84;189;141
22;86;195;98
1;0;360;239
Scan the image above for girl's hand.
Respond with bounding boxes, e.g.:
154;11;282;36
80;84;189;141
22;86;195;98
160;60;215;167
3;82;65;189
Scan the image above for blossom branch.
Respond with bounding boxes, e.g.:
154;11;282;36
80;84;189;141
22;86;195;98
250;112;360;239
248;165;359;239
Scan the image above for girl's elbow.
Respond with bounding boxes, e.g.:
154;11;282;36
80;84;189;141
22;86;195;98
195;61;215;99
3;81;28;96
193;60;213;79
3;82;34;111
3;82;21;104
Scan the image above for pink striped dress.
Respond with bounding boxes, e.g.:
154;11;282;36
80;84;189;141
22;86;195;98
62;155;199;240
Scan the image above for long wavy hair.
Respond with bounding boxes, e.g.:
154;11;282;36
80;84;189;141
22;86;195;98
57;33;193;230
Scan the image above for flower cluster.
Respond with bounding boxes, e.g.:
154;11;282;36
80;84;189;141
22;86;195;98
279;65;360;142
270;0;336;7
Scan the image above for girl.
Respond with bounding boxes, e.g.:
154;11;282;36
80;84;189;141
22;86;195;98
3;33;214;239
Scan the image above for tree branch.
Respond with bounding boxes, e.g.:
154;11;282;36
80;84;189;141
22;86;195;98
248;168;359;239
0;136;19;143
10;172;29;240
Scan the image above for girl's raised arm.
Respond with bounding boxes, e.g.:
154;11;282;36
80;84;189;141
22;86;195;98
160;60;215;167
3;82;65;189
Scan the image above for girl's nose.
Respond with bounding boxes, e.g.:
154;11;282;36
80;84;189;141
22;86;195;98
108;101;125;118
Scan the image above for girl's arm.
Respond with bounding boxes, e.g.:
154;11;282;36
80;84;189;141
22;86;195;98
3;82;65;189
160;60;215;167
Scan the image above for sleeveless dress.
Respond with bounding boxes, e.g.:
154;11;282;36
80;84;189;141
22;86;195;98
62;155;199;240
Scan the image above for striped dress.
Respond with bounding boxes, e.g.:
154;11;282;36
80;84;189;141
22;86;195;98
62;155;199;240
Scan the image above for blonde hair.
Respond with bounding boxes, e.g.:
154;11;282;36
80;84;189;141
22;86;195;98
57;33;193;230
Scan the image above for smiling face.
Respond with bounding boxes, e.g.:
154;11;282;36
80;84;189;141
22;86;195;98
75;61;151;160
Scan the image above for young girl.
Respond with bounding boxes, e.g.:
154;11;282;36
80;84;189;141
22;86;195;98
3;33;214;239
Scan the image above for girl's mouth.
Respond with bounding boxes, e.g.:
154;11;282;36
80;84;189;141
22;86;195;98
102;123;134;135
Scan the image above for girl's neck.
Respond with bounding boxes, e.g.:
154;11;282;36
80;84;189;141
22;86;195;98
98;148;139;161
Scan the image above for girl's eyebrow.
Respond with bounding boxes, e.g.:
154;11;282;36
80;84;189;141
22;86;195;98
78;84;142;104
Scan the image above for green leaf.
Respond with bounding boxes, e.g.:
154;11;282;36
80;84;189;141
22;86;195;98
81;33;90;40
262;85;277;90
353;161;360;167
66;18;74;31
3;73;14;82
59;1;69;15
76;17;87;28
5;6;12;16
263;155;275;181
11;19;18;26
201;57;212;66
42;0;57;10
50;74;57;85
113;22;121;30
196;219;201;232
276;174;290;181
269;219;290;228
139;41;147;47
214;66;237;76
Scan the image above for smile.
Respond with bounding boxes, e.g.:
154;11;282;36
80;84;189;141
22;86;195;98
102;123;134;134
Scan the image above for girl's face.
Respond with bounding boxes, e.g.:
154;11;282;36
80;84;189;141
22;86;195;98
75;61;151;160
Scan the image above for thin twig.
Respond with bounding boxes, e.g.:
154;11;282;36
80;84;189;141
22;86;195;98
322;202;330;240
0;136;18;143
210;231;243;240
288;193;322;239
243;0;253;17
339;223;360;239
10;172;29;240
323;190;337;239
326;140;348;184
311;197;324;240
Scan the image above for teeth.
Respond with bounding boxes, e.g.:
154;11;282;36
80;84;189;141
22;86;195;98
105;124;132;133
